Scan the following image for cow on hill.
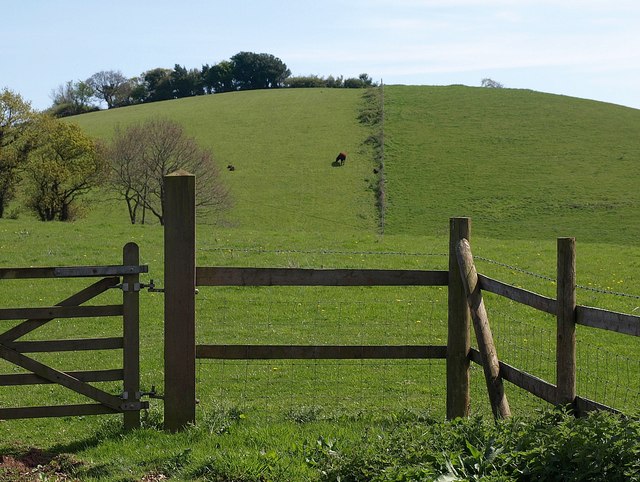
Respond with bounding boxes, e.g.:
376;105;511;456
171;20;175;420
335;152;347;166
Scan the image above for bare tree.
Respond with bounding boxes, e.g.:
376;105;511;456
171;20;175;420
86;70;131;108
481;78;504;89
105;118;230;224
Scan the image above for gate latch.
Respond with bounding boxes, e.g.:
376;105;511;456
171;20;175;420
118;280;164;293
139;385;164;400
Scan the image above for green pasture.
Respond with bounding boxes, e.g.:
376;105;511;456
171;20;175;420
1;86;639;480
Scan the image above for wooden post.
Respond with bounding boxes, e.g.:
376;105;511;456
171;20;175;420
164;171;196;431
556;237;577;410
447;217;471;419
456;239;511;419
122;242;141;430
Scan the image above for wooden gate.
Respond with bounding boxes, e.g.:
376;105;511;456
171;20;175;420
0;242;148;430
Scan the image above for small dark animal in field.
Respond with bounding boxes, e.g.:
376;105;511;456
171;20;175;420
373;168;379;174
335;152;347;166
227;165;235;171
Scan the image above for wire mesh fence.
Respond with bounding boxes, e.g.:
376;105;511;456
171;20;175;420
195;294;449;419
189;248;640;420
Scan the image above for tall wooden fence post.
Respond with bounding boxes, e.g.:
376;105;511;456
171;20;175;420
123;242;141;430
164;170;196;431
447;217;471;419
556;237;577;410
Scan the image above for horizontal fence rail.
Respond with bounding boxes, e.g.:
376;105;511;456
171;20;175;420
196;345;448;360
0;265;148;280
0;305;123;321
196;267;448;287
479;275;640;336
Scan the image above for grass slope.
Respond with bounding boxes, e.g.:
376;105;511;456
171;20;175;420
384;85;640;245
75;88;377;235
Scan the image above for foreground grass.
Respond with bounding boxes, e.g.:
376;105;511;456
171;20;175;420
1;408;638;481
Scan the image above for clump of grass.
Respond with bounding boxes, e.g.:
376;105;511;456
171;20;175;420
304;409;640;481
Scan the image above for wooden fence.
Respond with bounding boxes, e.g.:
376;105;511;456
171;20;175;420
0;243;148;430
162;171;640;430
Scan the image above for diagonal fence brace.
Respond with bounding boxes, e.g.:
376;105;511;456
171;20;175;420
0;344;137;411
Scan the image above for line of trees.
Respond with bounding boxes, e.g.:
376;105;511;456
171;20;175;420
49;51;377;117
1;88;230;223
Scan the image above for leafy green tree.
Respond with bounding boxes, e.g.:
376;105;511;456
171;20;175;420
49;80;99;117
24;117;107;221
203;60;235;93
171;64;204;98
142;68;174;102
0;88;37;218
230;52;291;90
344;73;376;88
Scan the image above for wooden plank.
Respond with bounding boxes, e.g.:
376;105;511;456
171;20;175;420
0;369;123;386
0;345;125;411
54;265;148;278
0;277;120;342
196;267;448;287
478;274;557;315
576;305;640;336
164;171;197;432
447;217;471;419
196;344;448;360
499;361;557;405
0;304;123;321
123;242;141;430
575;396;621;415
0;404;118;420
0;267;56;279
556;238;577;407
469;348;557;405
0;265;147;279
457;238;511;419
3;337;123;353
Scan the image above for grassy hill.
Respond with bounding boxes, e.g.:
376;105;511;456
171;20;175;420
74;88;378;235
72;85;640;248
383;85;640;245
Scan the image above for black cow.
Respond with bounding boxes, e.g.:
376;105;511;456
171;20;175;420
335;152;347;166
227;164;235;171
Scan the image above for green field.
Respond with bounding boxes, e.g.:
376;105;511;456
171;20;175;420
1;86;639;480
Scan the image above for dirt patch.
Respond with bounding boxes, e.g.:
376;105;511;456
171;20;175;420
0;448;80;481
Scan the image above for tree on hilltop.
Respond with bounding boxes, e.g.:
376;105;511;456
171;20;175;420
49;80;99;117
481;78;504;88
230;52;291;90
86;70;132;108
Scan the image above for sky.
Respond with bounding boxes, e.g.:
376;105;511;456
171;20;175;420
3;0;640;111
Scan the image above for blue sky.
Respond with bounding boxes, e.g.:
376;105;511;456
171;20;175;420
3;0;640;110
